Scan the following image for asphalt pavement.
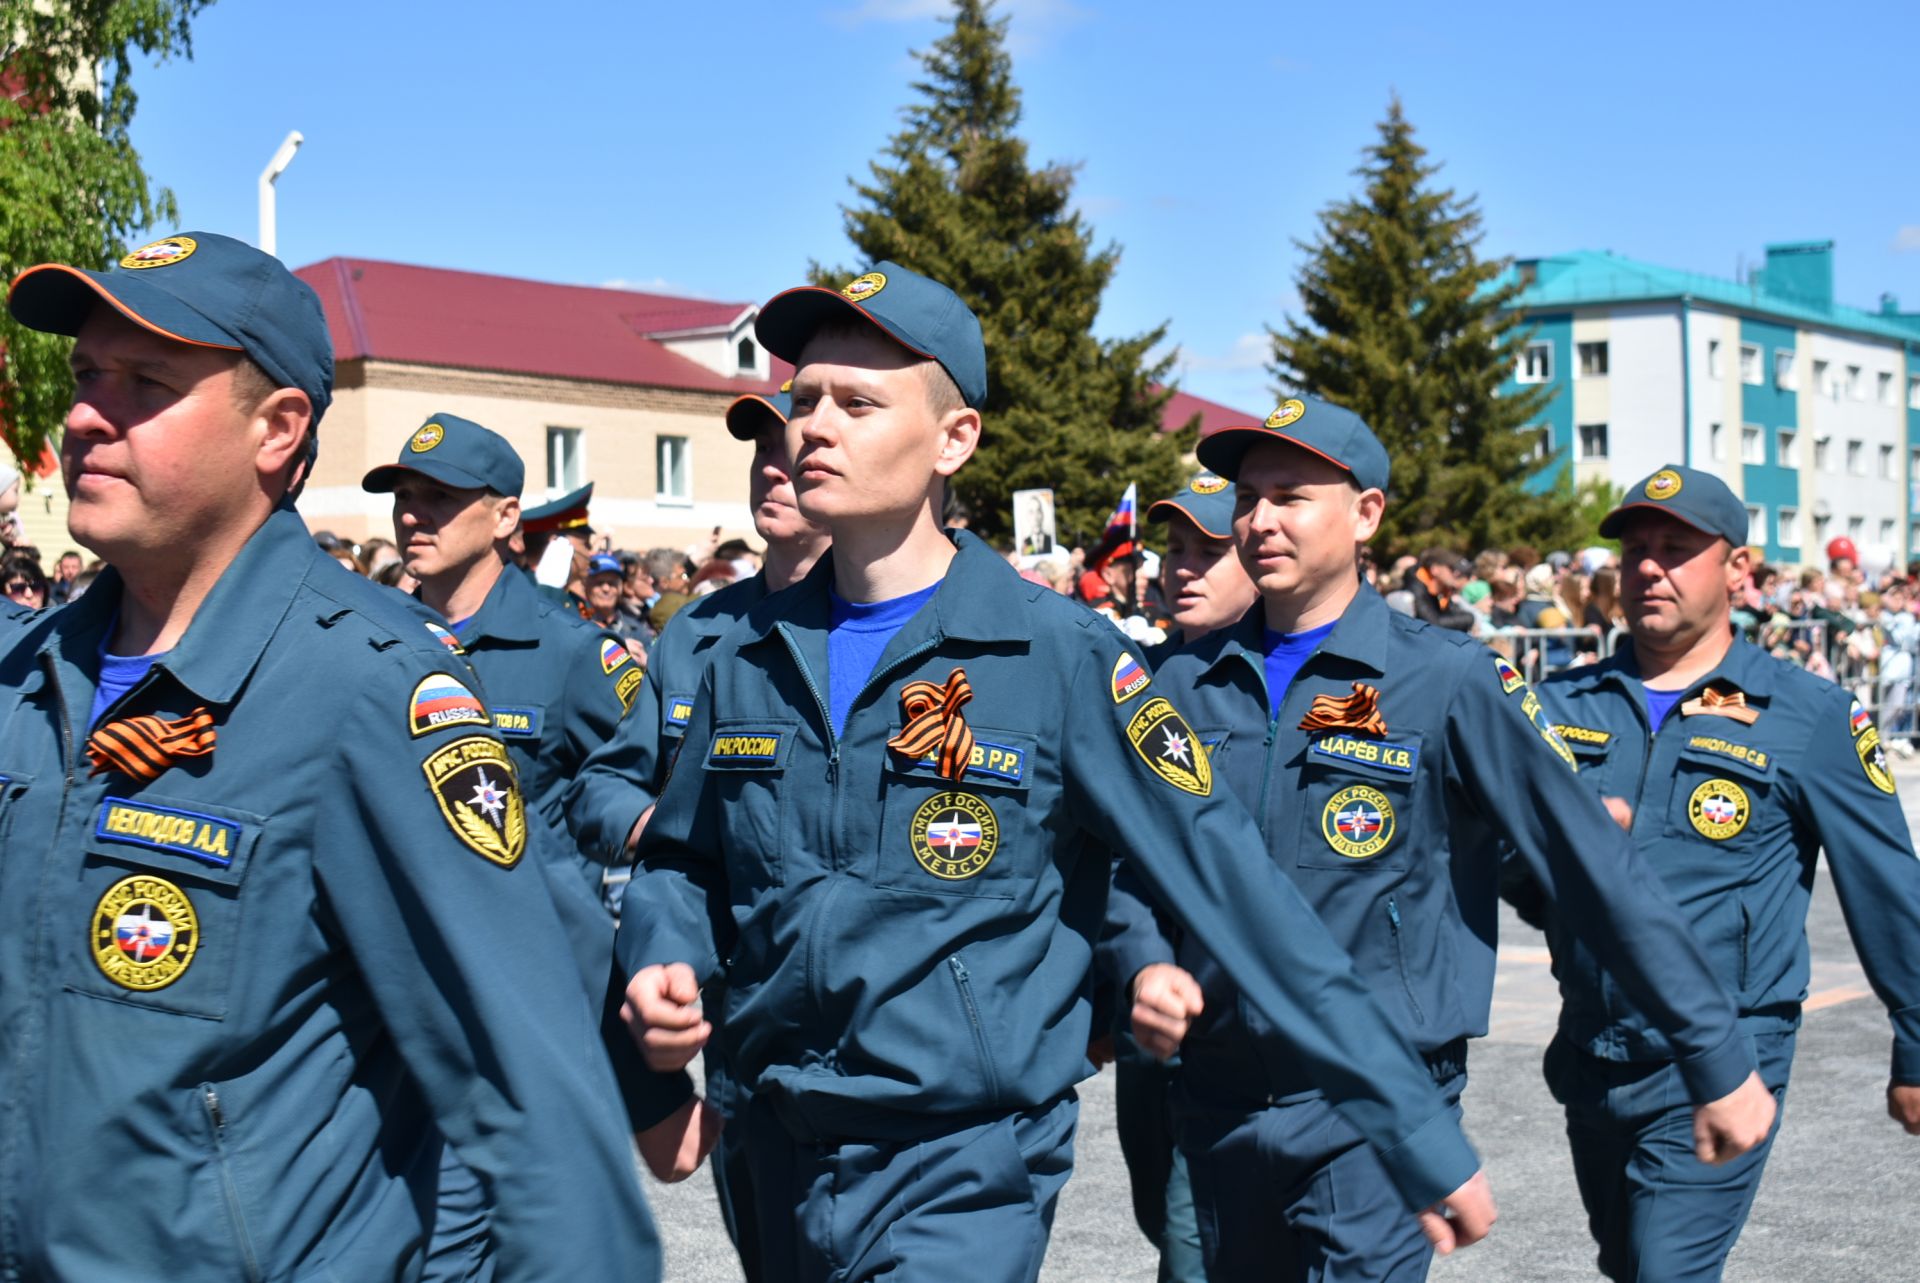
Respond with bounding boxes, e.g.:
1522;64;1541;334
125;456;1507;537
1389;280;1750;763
644;764;1920;1282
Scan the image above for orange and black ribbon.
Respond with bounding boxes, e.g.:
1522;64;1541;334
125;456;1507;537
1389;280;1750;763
1298;682;1389;737
86;707;217;782
887;668;976;782
1680;687;1758;724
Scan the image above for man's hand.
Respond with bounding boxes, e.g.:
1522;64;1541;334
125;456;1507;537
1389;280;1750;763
1417;1169;1497;1256
1888;1083;1920;1134
1601;796;1633;830
634;1094;725;1183
621;962;710;1072
1130;963;1203;1061
625;804;656;855
1692;1071;1776;1164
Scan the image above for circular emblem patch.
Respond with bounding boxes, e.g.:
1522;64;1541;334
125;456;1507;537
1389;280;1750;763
1321;785;1395;859
119;236;198;270
1645;469;1684;501
92;875;199;991
1687;778;1750;840
842;271;887;302
410;422;445;453
909;791;1000;880
1857;726;1896;795
1189;471;1229;496
1265;399;1306;430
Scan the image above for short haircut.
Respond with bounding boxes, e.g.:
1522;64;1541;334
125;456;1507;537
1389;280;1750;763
1419;546;1463;571
644;548;685;581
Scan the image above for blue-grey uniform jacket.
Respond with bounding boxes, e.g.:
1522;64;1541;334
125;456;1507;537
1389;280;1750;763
1536;635;1920;1083
1131;587;1754;1109
617;533;1482;1210
0;509;656;1282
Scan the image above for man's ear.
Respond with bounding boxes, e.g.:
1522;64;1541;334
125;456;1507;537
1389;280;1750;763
932;406;982;480
491;495;522;543
255;388;314;495
1351;488;1386;544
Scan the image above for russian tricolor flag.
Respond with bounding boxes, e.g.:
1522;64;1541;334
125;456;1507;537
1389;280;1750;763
1091;483;1138;571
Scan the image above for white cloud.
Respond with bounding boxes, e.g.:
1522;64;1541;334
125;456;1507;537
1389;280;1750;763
1176;332;1270;374
596;276;713;298
1893;226;1920;253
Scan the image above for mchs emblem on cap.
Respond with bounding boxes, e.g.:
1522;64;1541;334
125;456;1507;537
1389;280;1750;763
119;236;197;270
1189;472;1229;496
410;423;446;453
1645;469;1684;500
842;271;887;301
1265;399;1306;430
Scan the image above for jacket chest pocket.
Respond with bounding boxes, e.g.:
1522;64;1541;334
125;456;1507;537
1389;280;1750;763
1552;723;1618;790
0;769;32;849
704;718;799;890
1295;732;1425;872
67;792;266;1020
875;727;1037;900
1664;734;1776;852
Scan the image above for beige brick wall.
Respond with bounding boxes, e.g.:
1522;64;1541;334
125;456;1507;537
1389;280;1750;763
296;361;759;552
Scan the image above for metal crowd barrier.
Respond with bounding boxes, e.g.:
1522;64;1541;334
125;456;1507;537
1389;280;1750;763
1480;627;1612;685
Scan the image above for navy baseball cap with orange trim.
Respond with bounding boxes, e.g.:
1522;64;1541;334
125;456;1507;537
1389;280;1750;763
1599;464;1748;545
361;413;525;497
726;381;793;440
1195;396;1390;493
1148;470;1236;538
8;231;334;429
754;262;988;408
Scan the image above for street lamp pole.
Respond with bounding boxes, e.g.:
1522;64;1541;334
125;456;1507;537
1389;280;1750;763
258;131;304;257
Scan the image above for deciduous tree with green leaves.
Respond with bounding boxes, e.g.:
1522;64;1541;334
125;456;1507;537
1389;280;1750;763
1;0;209;471
817;0;1191;548
1270;97;1587;560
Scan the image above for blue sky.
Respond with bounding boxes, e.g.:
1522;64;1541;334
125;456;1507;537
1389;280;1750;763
123;0;1918;415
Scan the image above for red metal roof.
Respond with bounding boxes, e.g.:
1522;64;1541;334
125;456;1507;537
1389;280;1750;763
293;257;782;394
1158;387;1261;436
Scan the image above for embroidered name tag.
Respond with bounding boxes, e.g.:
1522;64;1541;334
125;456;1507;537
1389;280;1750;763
492;705;543;738
1311;734;1417;775
1684;735;1772;774
707;731;787;769
95;798;242;868
1553;724;1613;748
919;739;1026;785
665;693;696;730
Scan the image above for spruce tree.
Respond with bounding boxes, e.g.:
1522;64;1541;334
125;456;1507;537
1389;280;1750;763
1270;98;1585;559
817;0;1191;548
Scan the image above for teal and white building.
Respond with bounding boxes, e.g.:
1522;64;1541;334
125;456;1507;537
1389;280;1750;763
1496;242;1920;568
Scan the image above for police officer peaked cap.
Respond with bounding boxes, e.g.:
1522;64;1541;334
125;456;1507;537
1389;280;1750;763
755;262;988;409
1196;396;1391;493
8;230;335;456
1599;464;1748;546
522;482;595;536
362;413;525;497
1148;472;1237;539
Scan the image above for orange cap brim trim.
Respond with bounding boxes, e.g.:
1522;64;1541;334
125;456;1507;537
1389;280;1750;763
8;263;244;353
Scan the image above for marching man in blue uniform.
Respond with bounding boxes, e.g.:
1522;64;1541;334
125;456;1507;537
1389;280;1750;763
1526;465;1920;1281
360;412;661;1277
0;233;657;1280
579;380;830;1281
1127;401;1777;1282
617;262;1499;1281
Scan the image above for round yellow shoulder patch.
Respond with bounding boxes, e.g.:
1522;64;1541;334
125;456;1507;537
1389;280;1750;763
1189;472;1229;496
1265;399;1306;430
410;422;445;453
93;875;199;990
1687;778;1750;840
120;236;198;270
842;271;887;302
1322;785;1395;859
1645;469;1684;501
910;791;999;880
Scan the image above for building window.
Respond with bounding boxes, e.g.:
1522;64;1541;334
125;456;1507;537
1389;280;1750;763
1707;340;1723;379
1848;515;1865;540
1814;436;1831;471
1847;439;1864;475
1910;375;1920;411
737;337;757;372
1846;364;1864;400
1740;425;1763;464
546;426;582;492
1577;341;1608;378
1814;359;1834;399
1881;444;1896;479
1774;349;1796;389
1877;371;1895;406
1524;426;1550;463
1710;423;1725;461
1517;342;1552;383
656;435;690;503
1777;507;1799;547
1739;343;1762;385
1813;513;1831;544
1746;504;1766;539
1577;422;1609;460
1777;428;1797;468
1881;518;1897;545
